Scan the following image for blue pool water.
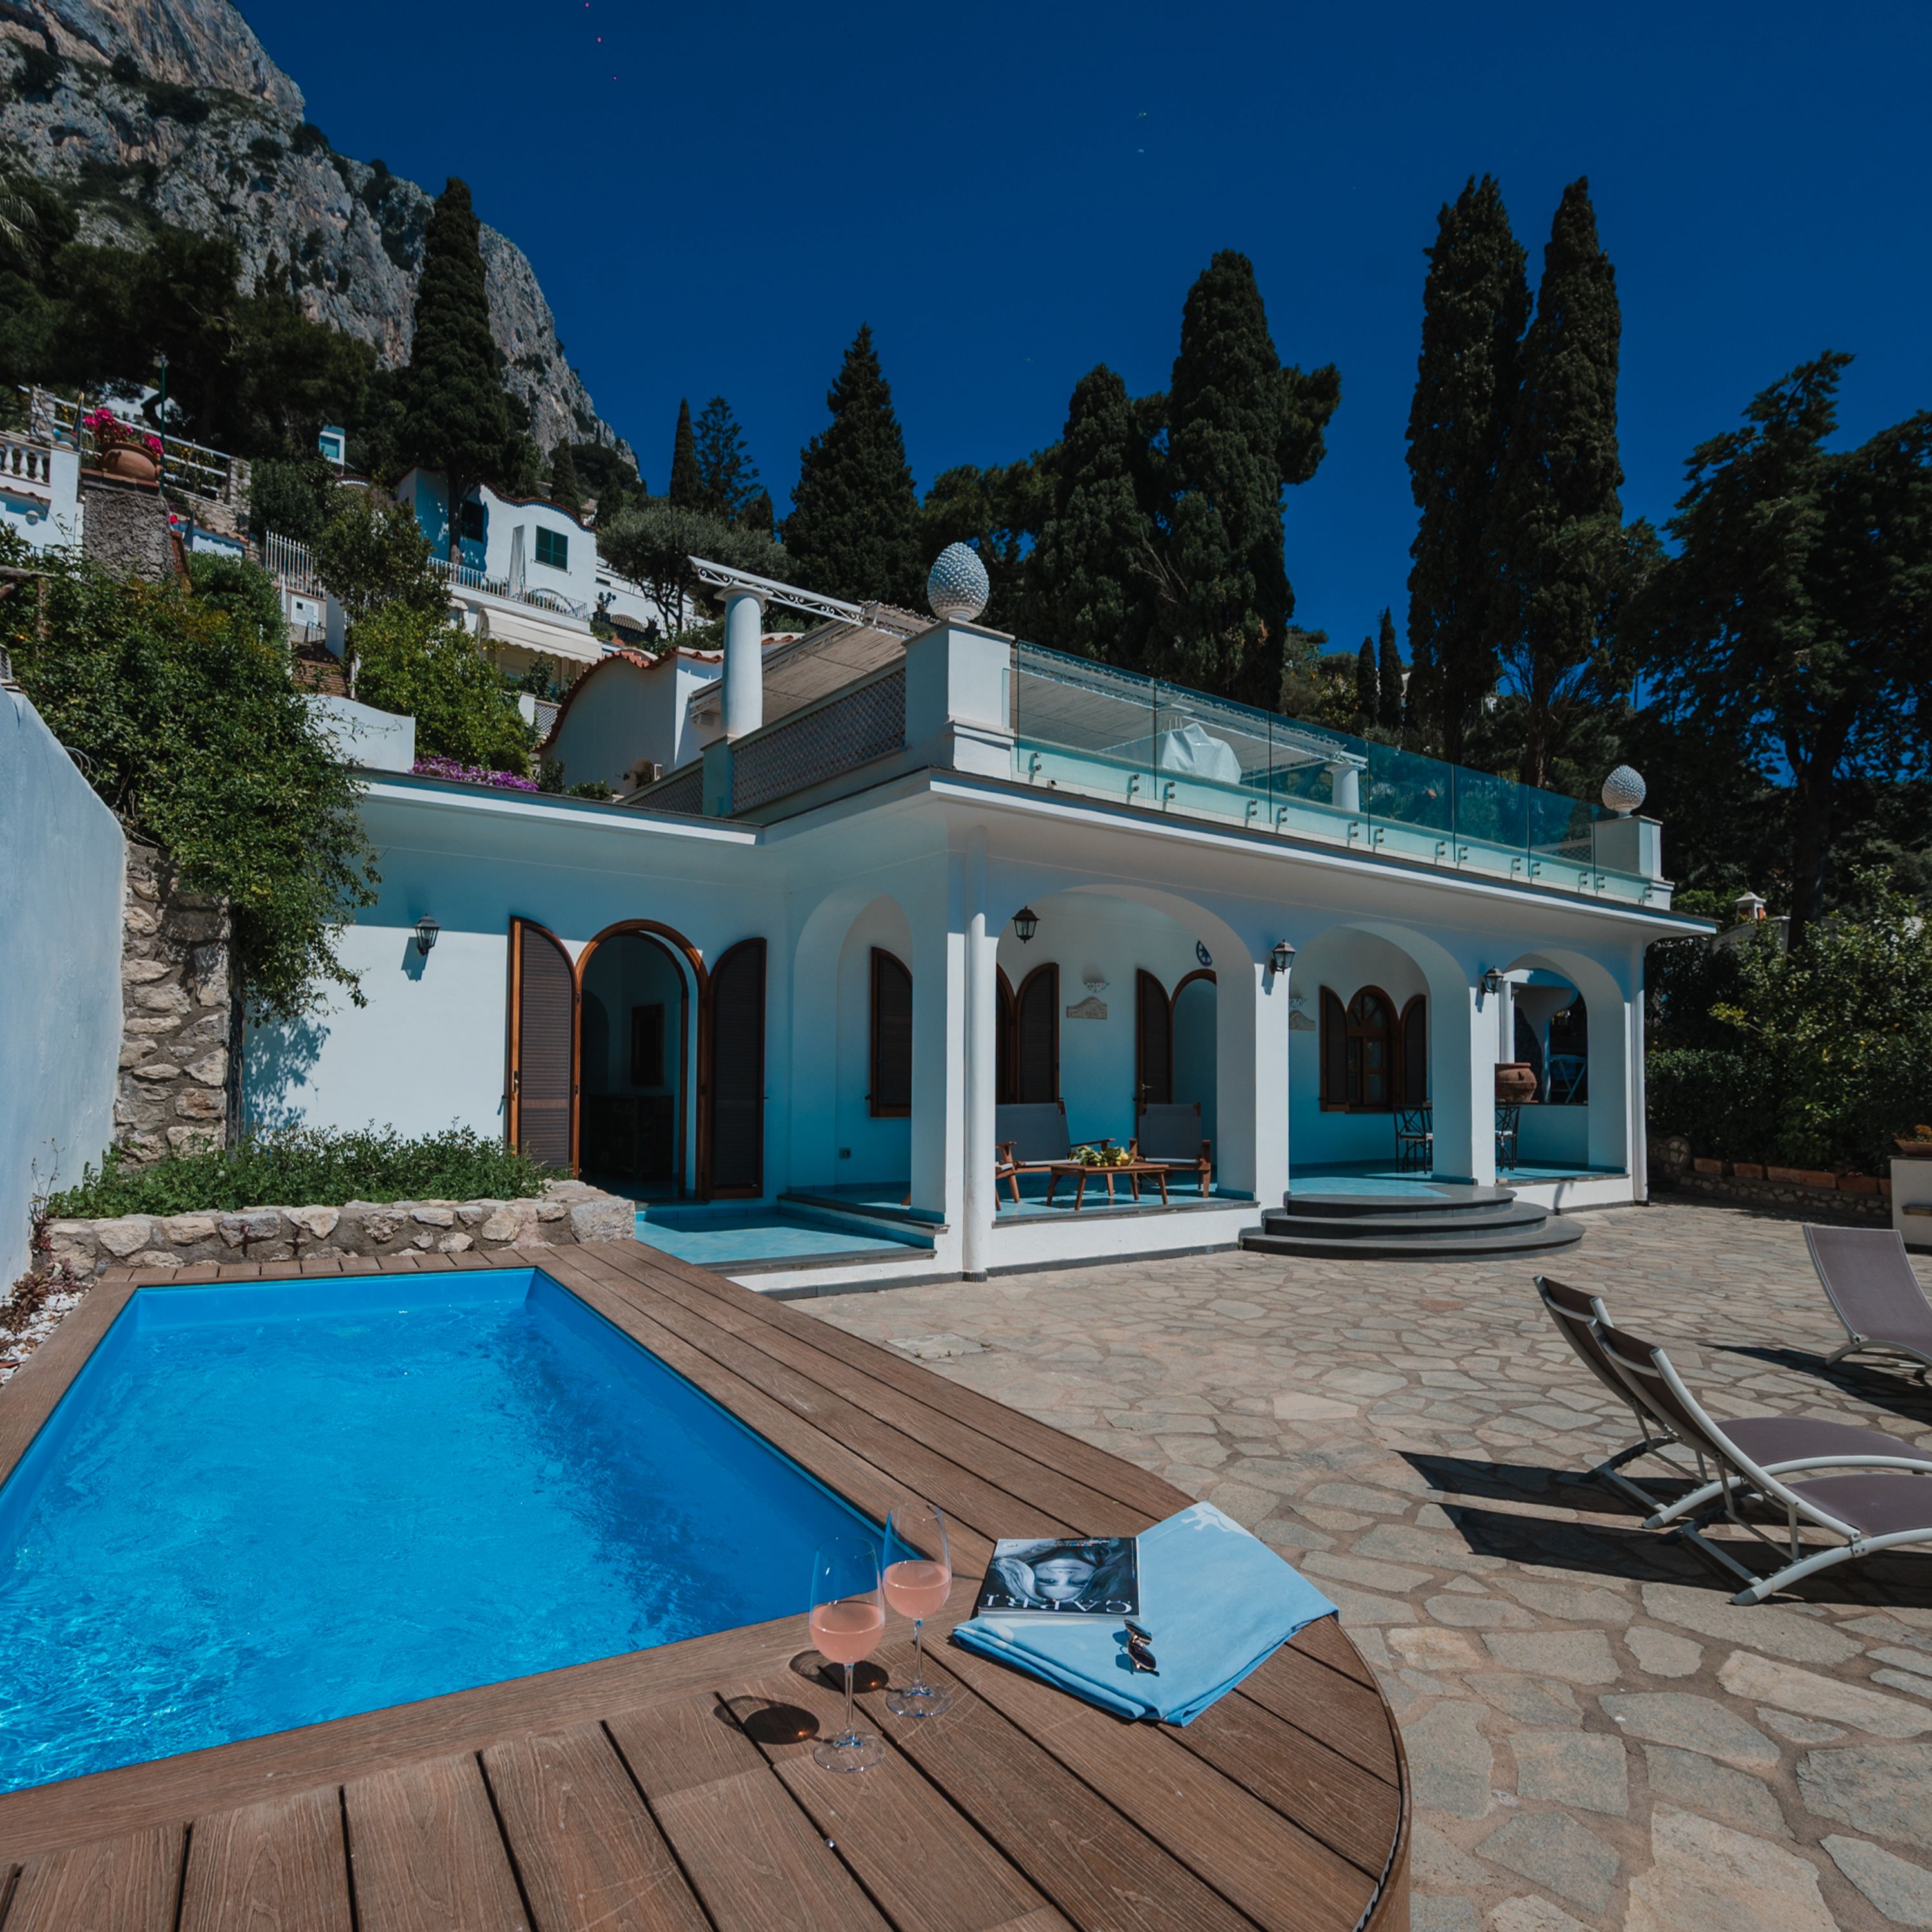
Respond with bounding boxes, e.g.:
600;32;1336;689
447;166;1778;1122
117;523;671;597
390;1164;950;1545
636;1206;929;1265
0;1269;875;1793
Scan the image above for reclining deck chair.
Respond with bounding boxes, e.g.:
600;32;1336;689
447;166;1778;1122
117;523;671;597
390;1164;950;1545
1595;1316;1932;1604
1535;1274;1931;1517
1131;1101;1214;1195
1806;1225;1932;1377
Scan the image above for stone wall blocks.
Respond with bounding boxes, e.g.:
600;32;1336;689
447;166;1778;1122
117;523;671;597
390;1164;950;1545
95;1216;156;1258
161;1214;219;1244
121;1016;179;1037
133;984;192;1016
184;1052;229;1088
410;1206;456;1227
127;1249;181;1270
536;1200;569;1222
118;1041;155;1069
285;1206;340;1241
166;1125;221;1153
121;959;172;985
438;1233;474;1253
478;1206;528;1242
129;1063;182;1083
570;1198;635;1244
175;1089;226;1121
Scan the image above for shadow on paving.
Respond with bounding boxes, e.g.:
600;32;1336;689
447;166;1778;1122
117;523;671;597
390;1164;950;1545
1402;1451;1700;1518
1710;1343;1932;1429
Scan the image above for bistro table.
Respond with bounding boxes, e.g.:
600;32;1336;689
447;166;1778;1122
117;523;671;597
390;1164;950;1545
1043;1158;1173;1208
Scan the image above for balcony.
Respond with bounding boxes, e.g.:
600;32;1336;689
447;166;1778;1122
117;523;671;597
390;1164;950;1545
429;553;589;620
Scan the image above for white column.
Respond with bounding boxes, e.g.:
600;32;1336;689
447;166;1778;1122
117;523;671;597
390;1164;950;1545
908;857;965;1234
1218;952;1292;1206
1434;982;1497;1186
960;831;996;1278
1327;759;1361;813
721;587;765;739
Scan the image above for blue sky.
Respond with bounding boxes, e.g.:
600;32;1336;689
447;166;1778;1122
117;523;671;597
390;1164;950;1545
246;0;1930;650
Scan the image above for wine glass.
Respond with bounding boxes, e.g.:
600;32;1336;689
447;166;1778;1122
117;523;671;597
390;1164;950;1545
882;1502;954;1718
807;1537;885;1772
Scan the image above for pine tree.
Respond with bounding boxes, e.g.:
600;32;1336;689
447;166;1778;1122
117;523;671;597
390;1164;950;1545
1405;176;1529;764
1153;251;1340;705
693;395;760;524
397;178;517;559
1376;607;1404;731
1490;178;1625;790
1354;638;1379;727
668;398;701;508
784;324;922;605
548;439;580;517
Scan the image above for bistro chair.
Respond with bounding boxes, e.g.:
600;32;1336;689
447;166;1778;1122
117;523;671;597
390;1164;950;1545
1393;1106;1432;1173
1130;1101;1214;1195
1494;1103;1521;1174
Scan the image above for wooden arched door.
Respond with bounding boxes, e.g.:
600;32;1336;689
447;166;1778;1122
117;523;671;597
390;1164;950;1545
1015;963;1059;1103
705;938;766;1198
508;918;576;1168
1136;969;1172;1106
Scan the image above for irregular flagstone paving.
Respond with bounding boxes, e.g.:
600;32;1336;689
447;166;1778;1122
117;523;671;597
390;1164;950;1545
804;1200;1932;1930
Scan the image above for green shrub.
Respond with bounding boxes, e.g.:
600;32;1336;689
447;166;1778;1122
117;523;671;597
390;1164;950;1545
47;1126;551;1218
353;604;533;772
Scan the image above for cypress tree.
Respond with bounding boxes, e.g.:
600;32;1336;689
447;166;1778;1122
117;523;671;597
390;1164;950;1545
397;178;516;559
743;487;774;537
548;439;580;516
1490;178;1625;790
668;399;701;508
1405;175;1529;764
1376;607;1404;730
694;395;759;524
1028;365;1154;665
1155;251;1340;705
1354;638;1379;727
784;324;922;605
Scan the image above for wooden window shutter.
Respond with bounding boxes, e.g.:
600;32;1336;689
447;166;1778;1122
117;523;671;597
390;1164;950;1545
1137;971;1171;1106
1320;987;1347;1111
870;949;912;1117
706;939;764;1197
1401;995;1428;1106
996;972;1017;1106
1016;965;1059;1104
509;919;575;1168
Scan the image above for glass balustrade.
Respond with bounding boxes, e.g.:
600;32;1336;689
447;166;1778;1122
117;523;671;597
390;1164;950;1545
1009;641;1653;903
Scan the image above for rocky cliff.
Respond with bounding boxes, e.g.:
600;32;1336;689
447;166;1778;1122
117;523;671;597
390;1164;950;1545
0;0;632;463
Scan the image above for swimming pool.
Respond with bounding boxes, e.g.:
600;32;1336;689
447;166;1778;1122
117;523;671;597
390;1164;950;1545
0;1269;875;1793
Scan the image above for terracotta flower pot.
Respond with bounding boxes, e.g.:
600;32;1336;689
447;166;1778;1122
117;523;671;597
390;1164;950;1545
1495;1062;1539;1103
101;444;159;485
1897;1140;1932;1159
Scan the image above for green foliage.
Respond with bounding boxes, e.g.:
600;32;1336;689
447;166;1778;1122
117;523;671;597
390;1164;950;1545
918;453;1052;636
743;486;773;536
1;540;377;1019
397;179;520;551
352;605;532;772
248;455;337;542
314;488;442;625
46;1126;549;1217
547;438;581;516
186;553;285;645
1354;638;1379;727
668;397;701;507
1490;178;1628;788
597;500;795;636
1646;873;1932;1171
784;324;922;606
1405;175;1528;766
12;47;61;97
1376;607;1403;731
693;395;760;523
569;440;645;523
1154;251;1340;706
1630;354;1932;945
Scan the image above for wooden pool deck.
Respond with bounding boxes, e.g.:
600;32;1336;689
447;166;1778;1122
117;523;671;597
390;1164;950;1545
0;1241;1408;1932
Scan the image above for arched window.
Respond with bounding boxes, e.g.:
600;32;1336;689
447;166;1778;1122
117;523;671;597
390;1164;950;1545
1016;964;1059;1103
869;949;912;1117
1319;984;1398;1110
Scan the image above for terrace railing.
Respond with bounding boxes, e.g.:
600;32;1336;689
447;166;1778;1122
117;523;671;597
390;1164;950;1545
431;554;589;621
1010;641;1660;904
23;385;247;508
263;529;323;598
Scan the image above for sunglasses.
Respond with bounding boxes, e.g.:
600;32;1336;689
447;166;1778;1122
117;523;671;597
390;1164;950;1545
1124;1620;1158;1674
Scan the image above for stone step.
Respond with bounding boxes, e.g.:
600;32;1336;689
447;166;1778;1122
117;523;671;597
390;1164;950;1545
1241;1213;1586;1261
1260;1201;1556;1239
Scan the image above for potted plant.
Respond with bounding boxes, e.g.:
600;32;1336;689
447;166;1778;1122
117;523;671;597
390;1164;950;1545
82;406;163;486
1899;1126;1932;1159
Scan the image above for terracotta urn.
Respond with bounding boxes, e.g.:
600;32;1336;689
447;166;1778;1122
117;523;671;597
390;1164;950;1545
102;443;159;485
1897;1139;1932;1159
1495;1062;1539;1104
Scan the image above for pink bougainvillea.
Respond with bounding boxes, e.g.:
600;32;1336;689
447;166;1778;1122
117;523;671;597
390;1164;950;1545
80;407;164;455
412;755;540;793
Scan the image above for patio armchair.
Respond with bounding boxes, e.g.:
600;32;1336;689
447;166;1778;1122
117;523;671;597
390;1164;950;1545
1806;1225;1932;1378
1596;1316;1932;1604
995;1101;1109;1204
1130;1102;1214;1195
1393;1107;1432;1173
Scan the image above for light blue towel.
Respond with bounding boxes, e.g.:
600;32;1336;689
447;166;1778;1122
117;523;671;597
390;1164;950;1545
950;1502;1339;1725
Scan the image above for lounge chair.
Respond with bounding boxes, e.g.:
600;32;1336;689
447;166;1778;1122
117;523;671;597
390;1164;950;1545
1596;1316;1932;1604
1806;1224;1932;1377
1535;1275;1931;1517
1131;1101;1213;1195
995;1101;1112;1206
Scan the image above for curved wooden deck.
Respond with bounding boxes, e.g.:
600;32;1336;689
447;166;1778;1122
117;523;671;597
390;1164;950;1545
0;1241;1408;1932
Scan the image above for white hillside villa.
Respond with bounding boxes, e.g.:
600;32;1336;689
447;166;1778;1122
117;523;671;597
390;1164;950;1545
250;541;1702;1288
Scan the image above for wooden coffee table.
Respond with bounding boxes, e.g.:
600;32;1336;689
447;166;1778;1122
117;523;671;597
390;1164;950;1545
1043;1159;1171;1208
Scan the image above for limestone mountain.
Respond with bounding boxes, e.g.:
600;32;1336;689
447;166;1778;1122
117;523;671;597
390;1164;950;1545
0;0;632;464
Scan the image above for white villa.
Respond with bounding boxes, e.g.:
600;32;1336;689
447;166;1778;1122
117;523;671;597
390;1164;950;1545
251;545;1701;1288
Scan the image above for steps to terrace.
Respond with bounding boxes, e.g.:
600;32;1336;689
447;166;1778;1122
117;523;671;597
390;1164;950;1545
1243;1182;1585;1261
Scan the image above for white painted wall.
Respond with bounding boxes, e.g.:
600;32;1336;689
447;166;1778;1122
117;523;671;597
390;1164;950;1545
0;689;124;1280
544;652;724;792
835;896;914;1184
0;445;81;554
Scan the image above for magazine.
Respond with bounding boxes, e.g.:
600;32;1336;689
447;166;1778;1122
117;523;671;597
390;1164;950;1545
971;1536;1141;1618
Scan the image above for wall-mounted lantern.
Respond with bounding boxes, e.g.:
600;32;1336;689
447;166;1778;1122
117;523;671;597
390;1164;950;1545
1269;940;1296;976
1480;965;1504;999
414;915;441;957
1012;907;1039;944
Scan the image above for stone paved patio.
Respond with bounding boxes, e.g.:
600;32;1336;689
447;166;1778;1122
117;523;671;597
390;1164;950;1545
804;1199;1932;1931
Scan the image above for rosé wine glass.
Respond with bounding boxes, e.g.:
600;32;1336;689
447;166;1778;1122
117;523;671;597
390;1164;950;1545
883;1503;954;1718
808;1537;885;1772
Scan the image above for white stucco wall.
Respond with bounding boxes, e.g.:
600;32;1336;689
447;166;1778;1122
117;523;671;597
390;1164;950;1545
0;688;124;1280
836;896;916;1184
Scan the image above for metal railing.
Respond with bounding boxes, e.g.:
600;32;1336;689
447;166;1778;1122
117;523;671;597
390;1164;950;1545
430;553;588;620
263;530;323;598
21;386;246;506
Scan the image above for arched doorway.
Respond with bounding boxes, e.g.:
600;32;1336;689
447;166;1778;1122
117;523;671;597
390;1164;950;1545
578;929;692;1196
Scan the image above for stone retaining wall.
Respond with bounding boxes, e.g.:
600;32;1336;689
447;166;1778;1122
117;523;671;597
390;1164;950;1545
1648;1136;1890;1225
39;1180;635;1279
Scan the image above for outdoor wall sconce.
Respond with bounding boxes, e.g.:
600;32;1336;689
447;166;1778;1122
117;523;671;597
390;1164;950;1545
1480;965;1504;998
1269;940;1296;976
414;916;440;957
1012;907;1039;943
